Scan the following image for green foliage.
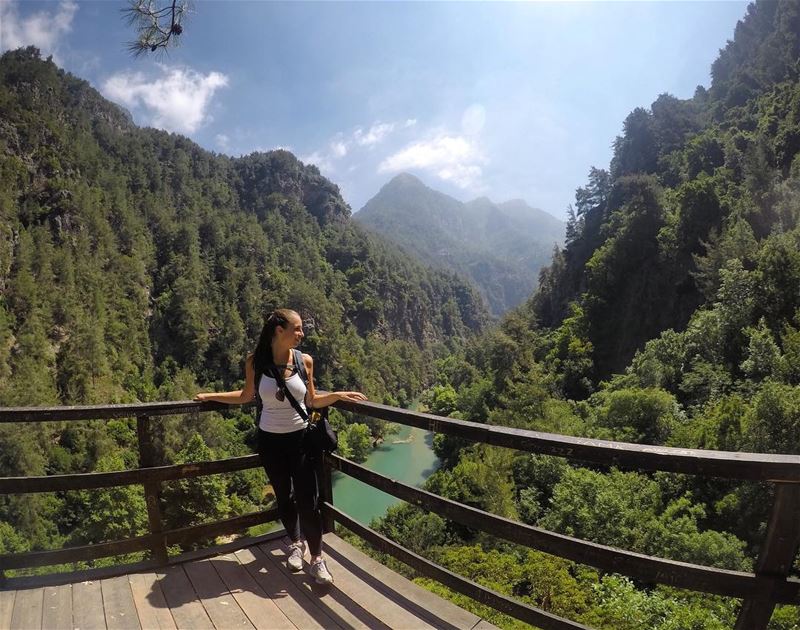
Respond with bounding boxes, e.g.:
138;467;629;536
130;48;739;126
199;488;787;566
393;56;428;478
545;302;594;399
673;173;724;255
358;5;800;625
375;503;450;555
591;387;682;444
611;108;659;178
7;5;800;622
70;453;147;544
745;381;800;454
411;544;737;630
769;605;800;630
539;468;750;571
0;48;486;410
0;521;29;554
339;422;372;463
740;318;781;379
668;394;747;452
511;454;568;525
589;577;736;630
161;434;230;537
425;445;517;537
692;218;758;301
0;46;491;556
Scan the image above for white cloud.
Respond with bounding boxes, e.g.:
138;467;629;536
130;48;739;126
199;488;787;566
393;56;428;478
354;122;396;147
0;0;77;58
101;65;229;134
379;133;486;189
330;139;348;158
302;117;415;174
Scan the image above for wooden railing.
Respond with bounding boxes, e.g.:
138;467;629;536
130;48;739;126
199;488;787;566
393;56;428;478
2;399;800;630
0;401;285;582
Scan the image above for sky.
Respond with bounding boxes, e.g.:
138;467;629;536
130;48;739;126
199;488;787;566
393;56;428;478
0;0;749;219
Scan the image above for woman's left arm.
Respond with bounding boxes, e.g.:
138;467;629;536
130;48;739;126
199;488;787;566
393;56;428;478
303;353;367;408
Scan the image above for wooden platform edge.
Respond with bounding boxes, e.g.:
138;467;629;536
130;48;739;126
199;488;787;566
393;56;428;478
1;529;288;591
324;532;487;630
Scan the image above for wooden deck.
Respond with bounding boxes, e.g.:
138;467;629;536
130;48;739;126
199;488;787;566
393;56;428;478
0;533;496;630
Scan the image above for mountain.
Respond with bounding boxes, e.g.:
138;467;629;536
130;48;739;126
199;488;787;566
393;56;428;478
354;173;564;315
531;0;800;383
0;47;489;409
372;5;800;626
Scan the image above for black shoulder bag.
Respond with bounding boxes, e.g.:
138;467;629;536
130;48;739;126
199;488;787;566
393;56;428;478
271;349;338;457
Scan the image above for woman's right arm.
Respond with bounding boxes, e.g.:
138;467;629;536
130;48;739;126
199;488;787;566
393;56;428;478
194;355;257;405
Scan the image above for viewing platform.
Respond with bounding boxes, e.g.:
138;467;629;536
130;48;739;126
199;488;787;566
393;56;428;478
3;398;800;629
1;532;490;630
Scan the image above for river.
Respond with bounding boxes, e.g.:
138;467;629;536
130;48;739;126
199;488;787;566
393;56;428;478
332;423;439;525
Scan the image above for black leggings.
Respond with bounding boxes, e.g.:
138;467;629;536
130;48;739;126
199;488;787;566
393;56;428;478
257;428;323;556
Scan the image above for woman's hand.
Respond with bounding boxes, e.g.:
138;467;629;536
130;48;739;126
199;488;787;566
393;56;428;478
336;391;368;402
194;392;212;401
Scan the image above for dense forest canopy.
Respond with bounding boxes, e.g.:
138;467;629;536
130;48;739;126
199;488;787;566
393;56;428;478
0;45;491;407
365;1;800;628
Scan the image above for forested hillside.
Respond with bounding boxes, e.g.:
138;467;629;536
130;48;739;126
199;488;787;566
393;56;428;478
370;2;800;628
0;47;488;560
355;173;564;315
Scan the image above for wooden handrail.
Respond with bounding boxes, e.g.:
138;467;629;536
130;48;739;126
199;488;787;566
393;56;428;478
0;454;261;493
333;399;800;481
0;508;279;571
328;454;800;603
4;399;800;479
0;400;231;422
2;399;800;630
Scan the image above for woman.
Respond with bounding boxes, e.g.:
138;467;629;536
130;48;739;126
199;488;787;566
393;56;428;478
195;308;367;584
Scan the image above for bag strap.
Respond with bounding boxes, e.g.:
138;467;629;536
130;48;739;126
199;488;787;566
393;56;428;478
251;355;263;427
269;357;310;423
293;348;308;384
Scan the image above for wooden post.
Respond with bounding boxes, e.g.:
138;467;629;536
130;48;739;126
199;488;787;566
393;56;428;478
735;483;800;630
319;454;335;533
137;415;169;565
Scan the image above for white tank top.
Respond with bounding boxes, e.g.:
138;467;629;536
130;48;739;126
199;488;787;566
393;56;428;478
258;371;308;433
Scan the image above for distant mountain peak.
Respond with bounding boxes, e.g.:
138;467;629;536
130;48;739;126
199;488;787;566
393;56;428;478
387;172;427;188
355;176;565;315
468;196;494;206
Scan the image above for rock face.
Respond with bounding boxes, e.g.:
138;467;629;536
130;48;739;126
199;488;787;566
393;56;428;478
355;173;565;315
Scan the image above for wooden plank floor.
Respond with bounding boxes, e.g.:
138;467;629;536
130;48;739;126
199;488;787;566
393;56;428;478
0;533;496;630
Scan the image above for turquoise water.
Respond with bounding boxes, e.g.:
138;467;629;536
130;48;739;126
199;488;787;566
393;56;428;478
332;424;439;526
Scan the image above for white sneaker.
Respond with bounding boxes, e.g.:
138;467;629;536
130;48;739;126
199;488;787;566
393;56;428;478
287;541;305;572
309;559;334;585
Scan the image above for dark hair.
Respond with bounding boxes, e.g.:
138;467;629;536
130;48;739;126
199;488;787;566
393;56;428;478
253;308;298;380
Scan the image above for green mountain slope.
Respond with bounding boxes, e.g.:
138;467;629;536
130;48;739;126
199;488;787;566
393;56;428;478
370;3;800;628
0;47;489;409
354;173;564;315
533;0;800;382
